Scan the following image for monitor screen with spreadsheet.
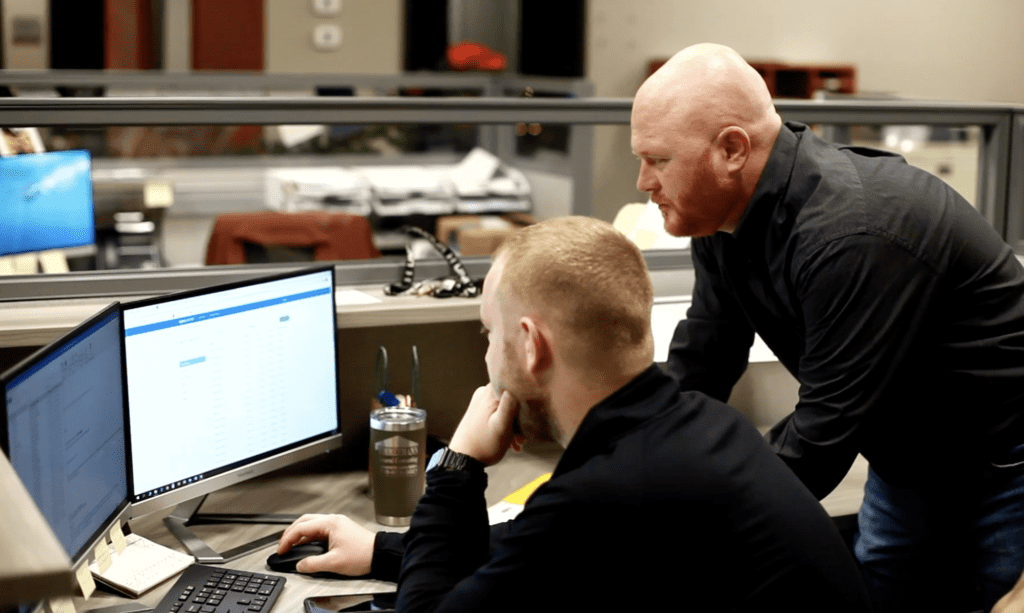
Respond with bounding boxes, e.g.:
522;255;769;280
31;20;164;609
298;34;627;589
0;149;96;256
122;265;341;519
0;302;130;566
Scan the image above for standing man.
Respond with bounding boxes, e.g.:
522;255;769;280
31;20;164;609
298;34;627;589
278;216;870;612
631;42;1024;612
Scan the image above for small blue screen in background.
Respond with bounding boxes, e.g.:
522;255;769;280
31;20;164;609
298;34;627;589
0;150;94;256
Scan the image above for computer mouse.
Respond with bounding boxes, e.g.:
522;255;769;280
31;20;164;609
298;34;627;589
266;540;330;573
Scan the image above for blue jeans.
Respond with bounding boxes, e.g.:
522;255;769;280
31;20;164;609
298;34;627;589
854;457;1024;613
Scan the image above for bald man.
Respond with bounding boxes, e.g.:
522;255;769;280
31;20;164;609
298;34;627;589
632;42;1024;613
276;217;870;612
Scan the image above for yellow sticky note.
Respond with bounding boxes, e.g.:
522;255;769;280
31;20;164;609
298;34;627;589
503;473;552;506
144;181;174;208
50;597;76;613
37;250;69;273
75;563;96;599
12;253;37;274
109;523;128;554
94;540;112;573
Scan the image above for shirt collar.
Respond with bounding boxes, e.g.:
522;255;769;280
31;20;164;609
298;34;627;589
730;121;804;246
553;364;679;476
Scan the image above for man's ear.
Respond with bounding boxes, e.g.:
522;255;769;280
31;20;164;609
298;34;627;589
716;126;750;173
520;316;552;376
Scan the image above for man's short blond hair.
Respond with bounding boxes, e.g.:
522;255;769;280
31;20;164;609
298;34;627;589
493;216;654;371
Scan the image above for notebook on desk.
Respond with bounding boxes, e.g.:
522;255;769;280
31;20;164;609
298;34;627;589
90;533;193;597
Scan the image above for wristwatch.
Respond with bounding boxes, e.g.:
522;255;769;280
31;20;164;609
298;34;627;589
427;447;483;473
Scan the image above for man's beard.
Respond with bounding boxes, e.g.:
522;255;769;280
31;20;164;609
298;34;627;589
503;338;560;444
513;397;558;443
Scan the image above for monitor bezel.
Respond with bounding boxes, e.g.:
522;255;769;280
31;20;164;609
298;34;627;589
0;301;132;569
0;149;97;257
120;264;343;520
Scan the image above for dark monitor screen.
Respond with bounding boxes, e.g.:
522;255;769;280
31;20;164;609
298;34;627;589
122;266;342;518
0;149;96;256
1;303;129;565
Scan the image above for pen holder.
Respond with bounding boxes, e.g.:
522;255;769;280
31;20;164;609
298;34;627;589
368;346;422;505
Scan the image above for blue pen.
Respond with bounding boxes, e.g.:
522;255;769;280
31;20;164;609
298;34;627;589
377;390;401;407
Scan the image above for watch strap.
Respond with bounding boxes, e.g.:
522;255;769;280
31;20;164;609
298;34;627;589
427;447;484;473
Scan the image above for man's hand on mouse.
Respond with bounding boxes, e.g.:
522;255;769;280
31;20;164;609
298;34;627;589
277;514;375;576
448;385;523;466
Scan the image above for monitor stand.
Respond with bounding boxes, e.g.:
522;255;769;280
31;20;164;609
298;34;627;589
163;495;300;564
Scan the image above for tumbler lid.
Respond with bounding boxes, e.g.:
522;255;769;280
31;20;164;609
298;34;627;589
371;406;426;432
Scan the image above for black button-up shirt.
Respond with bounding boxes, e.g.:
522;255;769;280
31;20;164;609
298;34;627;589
667;122;1024;497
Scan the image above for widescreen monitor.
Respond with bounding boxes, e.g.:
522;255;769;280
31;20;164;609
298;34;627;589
1;302;130;568
0;150;96;256
122;265;342;530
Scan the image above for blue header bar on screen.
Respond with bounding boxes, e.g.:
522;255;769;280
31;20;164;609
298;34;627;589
124;287;331;337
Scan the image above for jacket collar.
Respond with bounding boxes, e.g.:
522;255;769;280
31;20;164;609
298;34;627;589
730;121;804;250
553;364;679;476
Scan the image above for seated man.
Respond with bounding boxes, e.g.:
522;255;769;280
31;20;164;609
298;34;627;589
277;216;871;612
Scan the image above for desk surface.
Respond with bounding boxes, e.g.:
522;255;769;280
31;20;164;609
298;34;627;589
71;443;866;613
72;444;564;613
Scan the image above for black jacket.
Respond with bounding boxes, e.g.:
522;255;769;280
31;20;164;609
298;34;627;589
373;366;870;612
669;122;1024;497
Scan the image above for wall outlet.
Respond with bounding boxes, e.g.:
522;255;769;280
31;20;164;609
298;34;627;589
311;0;342;16
312;24;342;51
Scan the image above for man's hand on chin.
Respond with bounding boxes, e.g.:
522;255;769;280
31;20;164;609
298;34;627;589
448;385;523;466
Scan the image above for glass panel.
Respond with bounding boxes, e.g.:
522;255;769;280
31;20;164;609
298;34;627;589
8;121;536;274
0;83;601;277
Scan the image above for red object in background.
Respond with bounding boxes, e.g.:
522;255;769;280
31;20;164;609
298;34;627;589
105;0;155;69
193;0;264;70
205;212;381;265
447;42;507;72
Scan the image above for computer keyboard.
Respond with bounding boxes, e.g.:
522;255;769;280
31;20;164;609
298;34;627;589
152;564;286;613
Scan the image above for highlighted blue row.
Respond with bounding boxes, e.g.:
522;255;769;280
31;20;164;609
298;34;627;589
180;356;206;368
124;287;330;337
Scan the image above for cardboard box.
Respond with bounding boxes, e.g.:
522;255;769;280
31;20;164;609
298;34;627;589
458;227;516;256
435;215;483;246
435;213;536;256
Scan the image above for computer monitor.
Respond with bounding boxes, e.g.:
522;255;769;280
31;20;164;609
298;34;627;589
0;150;96;257
121;265;341;562
1;303;130;570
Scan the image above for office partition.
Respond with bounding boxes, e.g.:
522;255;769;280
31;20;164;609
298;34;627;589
0;95;1021;302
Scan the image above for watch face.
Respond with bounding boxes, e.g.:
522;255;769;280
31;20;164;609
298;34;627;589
427;448;445;472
